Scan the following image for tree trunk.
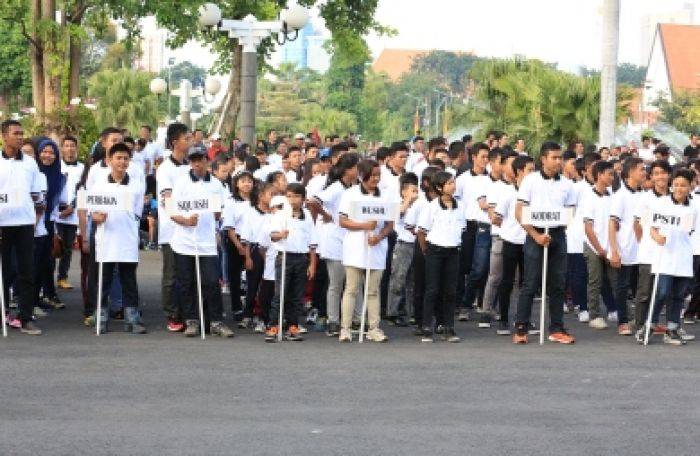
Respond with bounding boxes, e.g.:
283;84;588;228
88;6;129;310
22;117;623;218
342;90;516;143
30;0;45;116
599;0;619;147
214;45;242;141
68;34;81;100
42;0;61;124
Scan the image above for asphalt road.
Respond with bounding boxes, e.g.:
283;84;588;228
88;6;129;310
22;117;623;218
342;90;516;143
1;250;699;455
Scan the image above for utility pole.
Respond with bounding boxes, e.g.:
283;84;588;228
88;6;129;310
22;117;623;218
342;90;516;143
599;0;620;147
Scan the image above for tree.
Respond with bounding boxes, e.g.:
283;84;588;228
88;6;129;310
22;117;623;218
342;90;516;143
87;68;161;134
410;50;478;94
655;91;700;134
0;24;32;112
580;62;647;87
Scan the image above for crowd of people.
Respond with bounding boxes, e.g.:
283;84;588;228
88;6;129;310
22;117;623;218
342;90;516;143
2;117;700;346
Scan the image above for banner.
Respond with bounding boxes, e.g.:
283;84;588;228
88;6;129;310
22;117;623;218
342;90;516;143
166;193;222;215
649;210;694;232
77;188;134;213
521;207;574;228
350;199;400;222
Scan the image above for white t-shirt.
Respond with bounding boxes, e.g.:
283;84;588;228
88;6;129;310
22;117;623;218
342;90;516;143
395;199;417;243
649;195;697;277
566;179;587;254
691;191;700;256
314;180;351;261
609;181;641;265
580;187;612;252
269;207;317;253
517;171;576;228
221;196;252;235
34;174;48;238
86;160;144;192
156;156;190;245
635;189;667;265
0;150;43;227
379;165;401;202
494;182;525;245
169;172;226;257
338;185;390;270
53;160;84;226
456;169;488;222
417;197;465;248
486;177;506;236
91;173;145;263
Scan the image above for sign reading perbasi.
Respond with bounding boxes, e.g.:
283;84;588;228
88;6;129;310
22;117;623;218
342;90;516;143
349;200;399;222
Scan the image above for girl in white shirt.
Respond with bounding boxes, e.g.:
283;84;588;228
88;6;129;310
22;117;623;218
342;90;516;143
337;159;393;342
416;171;466;343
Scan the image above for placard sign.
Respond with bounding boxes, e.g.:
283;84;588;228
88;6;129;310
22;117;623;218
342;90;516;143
350;200;400;222
649;210;694;232
521;207;574;228
167;193;222;215
77;188;134;213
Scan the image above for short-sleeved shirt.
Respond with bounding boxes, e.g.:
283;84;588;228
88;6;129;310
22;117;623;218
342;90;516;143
580;187;612;252
338;185;389;270
156;156;190;245
650;195;697;277
417;197;465;248
0;150;43;227
486;176;506;235
517;170;576;228
609;181;641;264
268;208;317;253
494;182;525;245
635;189;667;265
314;180;351;261
566;179;588;254
455;169;488;222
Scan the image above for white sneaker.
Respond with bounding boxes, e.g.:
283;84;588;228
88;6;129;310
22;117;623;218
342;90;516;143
678;328;695;341
339;328;352;342
589;317;608;329
298;324;308;334
33;306;48;318
254;320;265;333
607;311;618;323
366;327;389;342
221;283;230;294
578;310;590;323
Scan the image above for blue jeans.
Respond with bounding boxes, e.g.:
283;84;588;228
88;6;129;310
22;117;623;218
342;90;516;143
566;253;587;311
651;275;690;328
462;224;492;308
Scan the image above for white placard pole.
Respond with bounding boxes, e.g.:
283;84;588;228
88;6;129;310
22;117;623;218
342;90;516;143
278;250;287;342
359;237;371;343
0;259;7;338
643;271;660;346
271;195;291;343
540;227;549;345
95;224;105;336
193;231;206;340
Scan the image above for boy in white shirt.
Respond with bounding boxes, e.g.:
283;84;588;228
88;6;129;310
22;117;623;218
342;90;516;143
170;148;234;338
581;160;616;330
89;143;146;334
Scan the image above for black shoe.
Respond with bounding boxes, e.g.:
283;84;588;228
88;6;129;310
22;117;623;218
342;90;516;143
110;309;124;321
435;325;445;335
664;329;686;346
326;322;340;337
478;313;491;328
394;316;409;327
496;321;511;335
421;330;434;343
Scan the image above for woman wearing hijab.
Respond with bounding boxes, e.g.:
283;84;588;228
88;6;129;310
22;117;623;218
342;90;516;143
33;137;68;311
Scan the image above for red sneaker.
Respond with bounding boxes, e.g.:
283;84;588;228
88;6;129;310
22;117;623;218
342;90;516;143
652;324;667;335
548;331;576;344
167;319;184;332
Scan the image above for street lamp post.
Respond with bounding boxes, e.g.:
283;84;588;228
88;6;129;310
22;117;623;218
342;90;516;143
198;2;309;146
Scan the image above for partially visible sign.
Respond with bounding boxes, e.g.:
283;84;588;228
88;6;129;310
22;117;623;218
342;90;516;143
521;207;573;228
649;210;694;232
0;189;21;209
350;200;400;222
77;188;134;213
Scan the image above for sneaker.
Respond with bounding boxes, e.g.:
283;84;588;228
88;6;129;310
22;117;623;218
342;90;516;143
221;283;230;295
46;296;66;310
578;310;590;323
167;319;185;332
254;320;266;333
124;321;147;334
512;331;528;344
33;306;48;318
56;279;73;289
663;329;686;346
683;314;696;325
83;315;95;327
496;321;511;336
617;323;632;336
478;314;491;328
548;330;575;344
286;325;303;341
326;322;340;337
457;309;470;322
421;331;434;343
678;328;695;341
413;327;426;336
652;324;667;335
435;325;445;335
589;317;608;329
339;328;352;342
265;325;280;342
442;328;460;343
184;320;199;337
238;317;251;329
20;321;42;335
297;324;308;334
306;308;319;325
607;311;618;323
211;321;235;338
635;326;646;344
526;323;540;335
110;309;124;321
7;315;21;329
366;327;389;342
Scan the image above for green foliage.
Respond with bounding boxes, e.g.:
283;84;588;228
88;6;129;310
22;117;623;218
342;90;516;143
87;68;162;135
655;91;700;134
0;24;32;111
410;51;478;94
580;62;647;87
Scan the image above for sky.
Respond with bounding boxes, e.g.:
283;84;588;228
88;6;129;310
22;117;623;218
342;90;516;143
167;0;699;72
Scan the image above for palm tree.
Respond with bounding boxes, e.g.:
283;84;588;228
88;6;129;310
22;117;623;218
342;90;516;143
599;0;620;147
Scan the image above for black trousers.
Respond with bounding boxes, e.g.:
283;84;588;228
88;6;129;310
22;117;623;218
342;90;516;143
270;253;308;326
100;262;138;309
312;258;328;318
457;221;477;308
412;241;426;327
422;243;459;331
244;244;264;319
380;230;397;315
686;255;700;318
497;240;524;324
224;234;244;313
175;252;223;322
259;280;275;324
1;225;35;323
55;223;77;280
